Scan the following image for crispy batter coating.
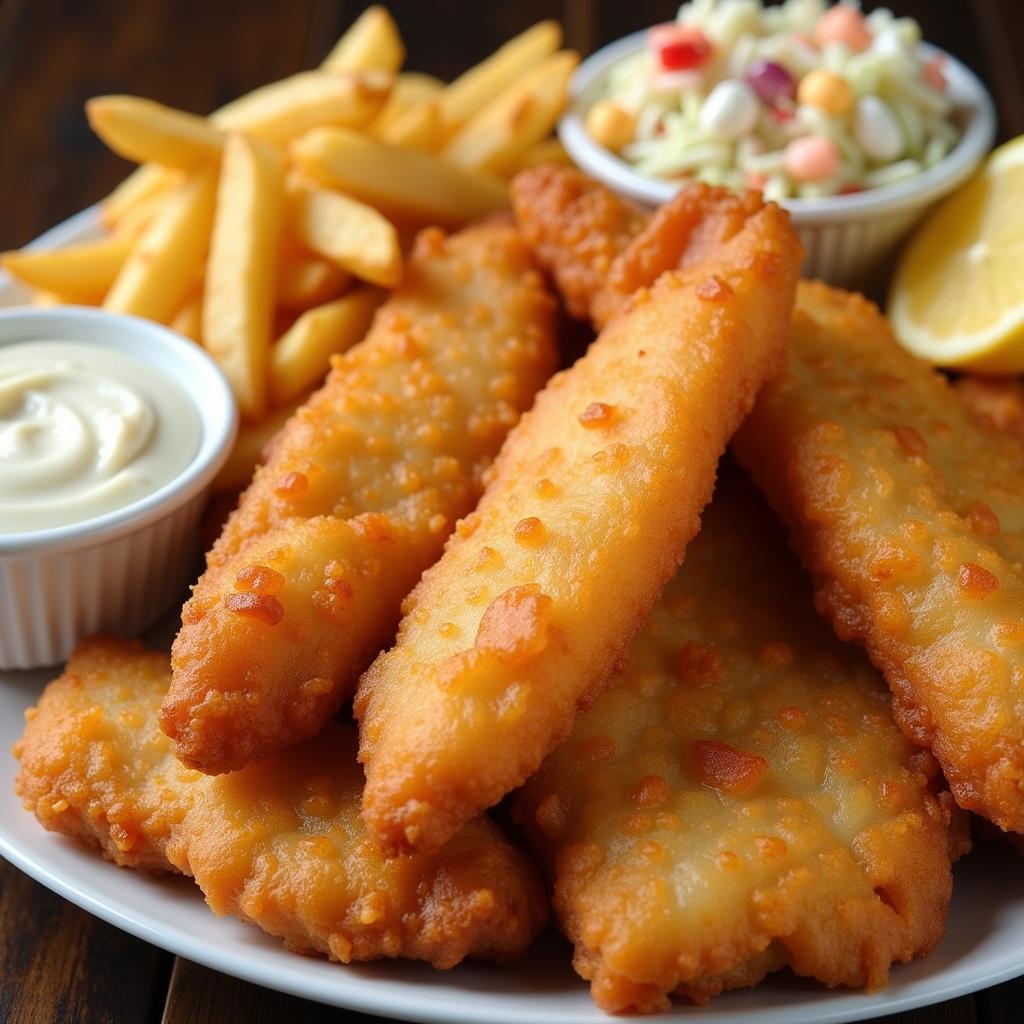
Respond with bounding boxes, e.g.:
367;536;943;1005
510;164;648;325
165;220;556;774
167;722;546;968
515;474;967;1014
734;281;1024;833
14;637;198;871
15;639;546;968
356;176;801;855
954;375;1024;448
512;164;777;332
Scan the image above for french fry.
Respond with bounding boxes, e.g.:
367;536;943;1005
289;184;401;287
2;235;132;304
444;51;579;174
290;127;508;226
31;290;64;308
270;285;384;405
111;184;180;240
278;254;351;310
100;164;178;230
171;289;203;343
321;6;404;74
203;134;284;420
212;396;305;493
86;96;225;171
104;167;218;323
212;70;392;146
438;21;561;134
371;72;444;137
376;98;442;150
508;136;571;173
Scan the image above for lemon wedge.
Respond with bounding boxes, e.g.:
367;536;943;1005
889;136;1024;373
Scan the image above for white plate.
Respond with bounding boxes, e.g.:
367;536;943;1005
4;210;1024;1024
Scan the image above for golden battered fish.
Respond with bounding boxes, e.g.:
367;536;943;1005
164;220;556;774
954;375;1024;448
167;722;546;968
15;637;546;968
14;637;197;872
734;281;1024;834
356;176;801;855
516;473;967;1014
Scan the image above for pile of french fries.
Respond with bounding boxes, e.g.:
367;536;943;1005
2;7;577;491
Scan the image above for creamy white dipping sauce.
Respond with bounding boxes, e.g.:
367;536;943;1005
0;340;200;534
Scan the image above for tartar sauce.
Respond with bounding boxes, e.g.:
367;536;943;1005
0;340;200;534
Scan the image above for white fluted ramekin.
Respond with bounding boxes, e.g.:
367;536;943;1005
0;307;237;669
559;32;996;287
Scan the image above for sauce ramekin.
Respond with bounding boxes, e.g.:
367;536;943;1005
559;31;996;287
0;307;237;669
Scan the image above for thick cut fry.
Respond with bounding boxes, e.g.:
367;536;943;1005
290;126;508;226
321;6;405;74
376;99;442;150
111;187;174;240
164;221;556;774
270;286;384;405
355;178;801;855
212;398;304;494
2;235;132;304
277;253;350;309
372;72;444;137
104;167;218;323
13;638;199;872
100;164;177;230
290;184;401;286
15;639;546;968
732;281;1024;835
86;96;224;171
212;70;392;146
438;21;562;134
444;51;579;175
203;134;284;419
171;289;203;343
516;474;967;1013
30;290;63;307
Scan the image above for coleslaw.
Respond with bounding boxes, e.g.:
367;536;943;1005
586;0;960;200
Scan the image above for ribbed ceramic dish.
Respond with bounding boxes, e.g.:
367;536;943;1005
559;32;997;286
0;280;237;668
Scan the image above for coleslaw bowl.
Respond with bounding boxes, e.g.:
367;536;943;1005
560;31;996;286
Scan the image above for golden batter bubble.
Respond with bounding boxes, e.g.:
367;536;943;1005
958;561;999;598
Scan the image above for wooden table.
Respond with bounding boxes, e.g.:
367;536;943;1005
2;1;1024;1021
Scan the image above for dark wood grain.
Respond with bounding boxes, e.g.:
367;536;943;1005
0;0;320;249
2;2;1024;1022
161;960;388;1024
0;858;171;1024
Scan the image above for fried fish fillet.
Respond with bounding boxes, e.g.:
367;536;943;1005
15;637;546;968
166;722;546;967
734;282;1024;834
954;375;1024;448
14;637;197;871
164;220;556;774
355;176;801;855
515;473;967;1014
